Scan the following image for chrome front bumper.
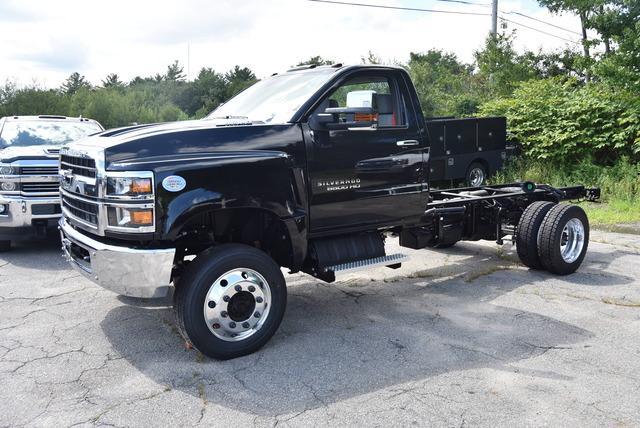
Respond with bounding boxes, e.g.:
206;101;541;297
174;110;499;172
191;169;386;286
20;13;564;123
59;217;176;298
0;195;61;233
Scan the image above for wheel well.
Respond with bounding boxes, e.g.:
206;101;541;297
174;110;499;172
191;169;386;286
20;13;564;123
174;208;294;269
469;158;490;175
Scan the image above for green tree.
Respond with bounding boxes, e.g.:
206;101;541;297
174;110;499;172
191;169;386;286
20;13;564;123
225;66;257;98
102;73;124;88
408;49;480;117
296;56;335;66
60;72;91;95
361;51;381;64
590;0;640;91
474;32;539;97
537;0;600;61
165;60;186;82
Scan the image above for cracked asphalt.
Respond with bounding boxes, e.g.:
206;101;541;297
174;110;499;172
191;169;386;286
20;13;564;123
1;229;639;427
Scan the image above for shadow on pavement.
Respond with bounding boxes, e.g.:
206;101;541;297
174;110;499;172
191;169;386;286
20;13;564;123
101;244;598;417
0;234;68;271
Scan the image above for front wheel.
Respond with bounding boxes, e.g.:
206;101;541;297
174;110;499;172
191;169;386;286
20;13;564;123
174;244;287;360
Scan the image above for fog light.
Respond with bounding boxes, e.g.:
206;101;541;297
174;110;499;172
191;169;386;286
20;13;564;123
0;204;6;214
0;182;16;191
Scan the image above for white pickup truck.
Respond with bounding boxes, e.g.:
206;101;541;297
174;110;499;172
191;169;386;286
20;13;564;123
0;115;103;250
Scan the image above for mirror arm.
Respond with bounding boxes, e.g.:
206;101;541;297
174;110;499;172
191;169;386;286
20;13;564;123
325;106;374;115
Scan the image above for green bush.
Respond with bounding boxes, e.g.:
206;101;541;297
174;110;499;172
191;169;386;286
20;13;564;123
480;78;640;163
491;157;640;224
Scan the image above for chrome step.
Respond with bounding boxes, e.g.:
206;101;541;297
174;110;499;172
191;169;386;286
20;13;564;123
326;253;408;274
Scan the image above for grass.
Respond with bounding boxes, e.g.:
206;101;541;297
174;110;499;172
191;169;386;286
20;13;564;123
490;157;640;226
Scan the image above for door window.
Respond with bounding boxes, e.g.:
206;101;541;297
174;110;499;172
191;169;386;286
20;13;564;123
319;75;408;128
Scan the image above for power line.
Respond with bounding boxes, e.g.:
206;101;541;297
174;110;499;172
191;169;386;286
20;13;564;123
502;10;581;36
432;0;491;6
307;0;580;44
307;0;491;16
430;0;582;36
499;16;580;44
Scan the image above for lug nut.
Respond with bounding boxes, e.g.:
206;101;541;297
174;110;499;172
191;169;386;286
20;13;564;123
221;311;228;318
229;322;236;328
254;312;261;318
208;301;216;308
248;285;256;292
256;297;263;303
234;285;242;292
223;295;230;302
242;322;250;328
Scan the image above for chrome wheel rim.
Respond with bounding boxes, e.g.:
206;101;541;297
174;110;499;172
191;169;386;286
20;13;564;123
469;167;485;186
560;218;585;263
203;268;271;342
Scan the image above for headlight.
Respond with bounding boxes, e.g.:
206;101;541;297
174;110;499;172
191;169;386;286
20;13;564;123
0;182;16;191
107;177;153;197
107;206;154;228
0;165;15;175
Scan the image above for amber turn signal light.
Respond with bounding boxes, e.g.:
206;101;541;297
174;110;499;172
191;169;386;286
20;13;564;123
130;209;153;225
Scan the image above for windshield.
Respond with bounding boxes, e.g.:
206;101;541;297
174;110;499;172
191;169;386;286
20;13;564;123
207;68;337;124
0;120;103;148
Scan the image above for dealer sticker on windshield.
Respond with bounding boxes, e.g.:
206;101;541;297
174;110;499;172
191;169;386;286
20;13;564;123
162;175;186;192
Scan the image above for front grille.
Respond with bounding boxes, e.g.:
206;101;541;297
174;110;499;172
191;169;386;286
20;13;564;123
60;154;97;178
21;183;60;194
62;194;99;226
20;166;60;175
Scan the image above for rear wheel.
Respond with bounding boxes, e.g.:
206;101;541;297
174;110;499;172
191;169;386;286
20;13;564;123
516;201;555;269
174;244;287;360
466;162;487;187
538;204;589;275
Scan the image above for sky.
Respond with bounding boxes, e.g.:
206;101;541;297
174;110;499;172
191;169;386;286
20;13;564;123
0;0;584;88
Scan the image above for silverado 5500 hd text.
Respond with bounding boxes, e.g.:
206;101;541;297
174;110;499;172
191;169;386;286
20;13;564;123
59;64;599;359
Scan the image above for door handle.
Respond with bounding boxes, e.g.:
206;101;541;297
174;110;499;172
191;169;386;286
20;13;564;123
396;140;419;147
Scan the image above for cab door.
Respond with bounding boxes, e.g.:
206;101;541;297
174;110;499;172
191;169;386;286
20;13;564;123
304;69;428;234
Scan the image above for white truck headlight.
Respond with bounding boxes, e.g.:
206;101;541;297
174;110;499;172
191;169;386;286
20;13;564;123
106;176;153;197
0;182;16;191
0;165;15;175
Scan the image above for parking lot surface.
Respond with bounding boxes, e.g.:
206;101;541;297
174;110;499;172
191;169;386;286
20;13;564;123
1;231;639;427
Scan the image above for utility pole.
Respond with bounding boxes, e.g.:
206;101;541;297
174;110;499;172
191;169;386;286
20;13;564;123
491;0;498;36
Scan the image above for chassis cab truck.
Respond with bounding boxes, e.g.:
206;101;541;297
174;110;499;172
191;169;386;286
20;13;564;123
59;65;599;359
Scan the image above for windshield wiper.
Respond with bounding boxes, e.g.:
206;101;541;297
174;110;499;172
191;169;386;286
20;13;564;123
209;115;249;120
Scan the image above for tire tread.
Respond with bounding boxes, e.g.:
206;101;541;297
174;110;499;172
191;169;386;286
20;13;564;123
516;201;555;269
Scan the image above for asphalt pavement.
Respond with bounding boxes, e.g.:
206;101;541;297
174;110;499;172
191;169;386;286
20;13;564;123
0;230;639;427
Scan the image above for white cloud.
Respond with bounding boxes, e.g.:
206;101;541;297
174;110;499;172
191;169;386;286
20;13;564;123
0;0;584;88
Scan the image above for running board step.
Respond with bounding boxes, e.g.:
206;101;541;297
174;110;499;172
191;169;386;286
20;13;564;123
326;253;408;274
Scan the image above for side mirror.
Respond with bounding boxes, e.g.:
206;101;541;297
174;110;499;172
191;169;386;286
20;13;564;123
309;90;379;130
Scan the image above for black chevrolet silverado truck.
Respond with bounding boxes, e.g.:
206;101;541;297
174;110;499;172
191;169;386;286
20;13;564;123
59;64;600;359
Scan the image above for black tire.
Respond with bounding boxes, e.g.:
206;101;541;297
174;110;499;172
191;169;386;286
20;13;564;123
174;244;287;360
538;204;589;275
0;240;11;252
516;201;555;269
466;162;487;187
